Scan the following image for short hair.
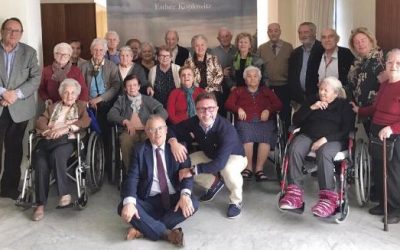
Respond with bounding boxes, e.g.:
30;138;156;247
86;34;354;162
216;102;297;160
243;65;262;80
235;32;253;48
299;22;317;34
123;74;141;87
90;38;108;51
348;27;378;54
195;92;217;105
1;17;23;32
386;48;400;61
179;65;195;76
58;78;81;97
165;30;179;42
53;42;73;56
320;76;346;99
69;39;83;49
105;30;120;41
126;38;141;47
141;42;154;52
119;45;133;56
321;28;340;41
191;34;208;48
146;114;167;128
157;45;172;56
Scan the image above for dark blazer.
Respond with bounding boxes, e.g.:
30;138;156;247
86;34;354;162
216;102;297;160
337;46;355;87
288;40;324;104
121;140;193;201
174;45;190;66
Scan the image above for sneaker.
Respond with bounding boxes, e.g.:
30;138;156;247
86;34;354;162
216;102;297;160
200;177;224;202
227;203;242;218
279;184;304;210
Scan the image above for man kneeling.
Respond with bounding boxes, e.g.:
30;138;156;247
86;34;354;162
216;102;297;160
118;115;199;247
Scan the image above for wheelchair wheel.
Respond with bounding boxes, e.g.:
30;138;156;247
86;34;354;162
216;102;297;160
354;139;371;206
85;132;105;192
110;127;118;184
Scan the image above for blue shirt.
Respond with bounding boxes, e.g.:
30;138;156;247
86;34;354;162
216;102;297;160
90;67;106;98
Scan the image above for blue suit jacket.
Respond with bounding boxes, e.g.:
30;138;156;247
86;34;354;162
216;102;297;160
121;139;192;201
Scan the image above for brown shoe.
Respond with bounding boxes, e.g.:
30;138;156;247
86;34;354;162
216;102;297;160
166;228;184;247
32;206;45;221
126;227;143;240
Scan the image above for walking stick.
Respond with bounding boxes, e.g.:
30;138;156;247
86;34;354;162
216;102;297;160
383;138;388;231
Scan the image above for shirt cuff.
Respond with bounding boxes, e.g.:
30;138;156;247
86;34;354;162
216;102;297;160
180;189;191;196
123;196;136;206
0;87;6;96
15;88;24;99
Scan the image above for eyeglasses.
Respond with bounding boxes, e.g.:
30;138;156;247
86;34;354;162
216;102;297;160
159;54;171;58
55;52;71;58
147;125;167;134
3;28;22;35
196;106;217;113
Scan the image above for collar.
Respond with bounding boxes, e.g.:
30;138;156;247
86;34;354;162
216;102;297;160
152;143;166;151
0;41;20;53
269;39;283;48
302;40;316;52
324;47;338;58
91;58;105;67
199;118;216;133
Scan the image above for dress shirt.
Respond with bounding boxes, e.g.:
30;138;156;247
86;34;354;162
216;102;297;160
318;47;339;82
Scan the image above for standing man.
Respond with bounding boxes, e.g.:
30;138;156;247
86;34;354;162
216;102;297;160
69;39;87;69
288;22;324;107
168;92;247;218
0;17;40;199
165;30;189;66
318;28;354;86
257;23;293;130
105;30;120;65
119;115;198;247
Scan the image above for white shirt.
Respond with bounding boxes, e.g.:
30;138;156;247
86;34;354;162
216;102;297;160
318;47;339;82
149;143;176;196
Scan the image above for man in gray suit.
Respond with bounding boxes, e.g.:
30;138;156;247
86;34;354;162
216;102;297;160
0;17;40;199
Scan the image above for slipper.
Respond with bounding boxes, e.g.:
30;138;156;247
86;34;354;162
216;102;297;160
56;194;73;209
255;170;268;182
241;169;253;180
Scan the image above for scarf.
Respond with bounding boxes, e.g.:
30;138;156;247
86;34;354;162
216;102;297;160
51;61;72;82
233;52;253;70
48;101;79;125
182;86;196;118
127;94;142;113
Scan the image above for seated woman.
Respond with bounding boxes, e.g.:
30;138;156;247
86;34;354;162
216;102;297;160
39;42;89;105
138;42;156;76
225;66;282;181
32;78;91;221
279;76;355;218
352;49;400;224
118;46;148;92
107;74;168;173
167;66;205;125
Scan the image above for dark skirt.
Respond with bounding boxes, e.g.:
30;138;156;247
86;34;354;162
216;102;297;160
235;120;277;146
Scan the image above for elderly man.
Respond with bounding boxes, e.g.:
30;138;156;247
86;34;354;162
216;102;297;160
318;28;354;86
168;92;247;218
257;23;293;130
288;22;324;106
0;17;40;199
119;115;198;247
165;30;189;66
105;30;120;65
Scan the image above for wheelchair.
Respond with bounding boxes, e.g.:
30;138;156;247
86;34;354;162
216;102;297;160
110;124;124;189
15;127;105;210
276;128;353;223
267;112;286;181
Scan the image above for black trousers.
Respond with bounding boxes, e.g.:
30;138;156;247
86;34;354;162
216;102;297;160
0;108;28;194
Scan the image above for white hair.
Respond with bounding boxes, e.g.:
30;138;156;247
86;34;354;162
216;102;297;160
53;42;72;56
243;65;262;80
105;30;120;41
320;76;346;99
90;38;108;51
58;78;81;97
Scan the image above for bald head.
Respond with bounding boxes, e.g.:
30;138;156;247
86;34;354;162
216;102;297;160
267;23;281;42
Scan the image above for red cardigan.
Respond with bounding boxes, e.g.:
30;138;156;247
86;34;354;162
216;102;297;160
39;65;89;102
225;85;282;121
167;87;205;124
358;80;400;133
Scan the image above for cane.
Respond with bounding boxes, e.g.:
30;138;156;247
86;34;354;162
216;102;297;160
383;138;388;231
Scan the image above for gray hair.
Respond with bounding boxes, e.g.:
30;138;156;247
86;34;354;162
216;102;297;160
165;30;179;41
191;34;208;48
119;45;133;56
105;30;120;41
141;42;154;51
58;78;81;97
146;114;167;128
243;65;262;80
90;38;108;51
386;48;400;61
53;42;72;56
320;76;346;99
299;22;317;35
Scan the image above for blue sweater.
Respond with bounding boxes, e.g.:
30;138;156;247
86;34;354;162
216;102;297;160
168;115;245;174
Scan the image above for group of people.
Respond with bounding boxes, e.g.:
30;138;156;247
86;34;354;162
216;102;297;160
1;15;400;248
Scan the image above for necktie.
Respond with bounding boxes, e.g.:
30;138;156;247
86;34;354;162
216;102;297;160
272;43;277;56
155;148;170;209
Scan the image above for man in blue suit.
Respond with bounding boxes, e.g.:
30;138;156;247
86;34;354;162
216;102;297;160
119;115;198;247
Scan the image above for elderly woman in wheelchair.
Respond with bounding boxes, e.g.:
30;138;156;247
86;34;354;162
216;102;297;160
32;78;91;221
278;76;355;218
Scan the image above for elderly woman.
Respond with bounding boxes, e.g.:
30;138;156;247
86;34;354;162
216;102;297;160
167;66;205;125
225;66;282;181
347;27;385;133
118;46;148;87
352;49;400;224
228;32;265;89
32;79;91;221
148;45;181;108
138;42;156;76
39;42;89;105
279;76;355;218
107;74;168;172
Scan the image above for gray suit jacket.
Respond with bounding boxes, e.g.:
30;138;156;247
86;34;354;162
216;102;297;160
80;59;121;102
0;43;41;122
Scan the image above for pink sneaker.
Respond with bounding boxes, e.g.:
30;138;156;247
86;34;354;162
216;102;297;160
312;190;338;217
279;184;304;210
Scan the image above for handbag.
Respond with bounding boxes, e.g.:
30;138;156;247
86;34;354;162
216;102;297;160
369;134;397;161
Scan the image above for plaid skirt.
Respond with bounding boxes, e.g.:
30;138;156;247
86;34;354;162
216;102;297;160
235;120;277;147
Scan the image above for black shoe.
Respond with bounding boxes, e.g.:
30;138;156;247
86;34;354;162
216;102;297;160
0;190;20;200
382;214;400;224
200;177;224;202
369;205;384;216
